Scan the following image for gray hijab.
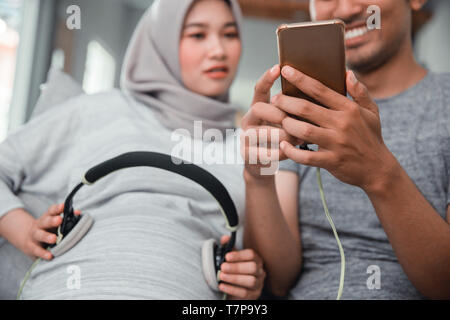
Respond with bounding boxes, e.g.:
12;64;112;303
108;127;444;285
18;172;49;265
120;0;243;135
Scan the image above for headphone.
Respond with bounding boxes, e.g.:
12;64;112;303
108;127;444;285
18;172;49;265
48;151;239;292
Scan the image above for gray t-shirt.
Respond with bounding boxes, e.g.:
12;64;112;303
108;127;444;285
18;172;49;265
0;90;245;299
278;72;450;299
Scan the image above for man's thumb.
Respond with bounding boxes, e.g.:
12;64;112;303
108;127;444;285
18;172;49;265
346;70;377;114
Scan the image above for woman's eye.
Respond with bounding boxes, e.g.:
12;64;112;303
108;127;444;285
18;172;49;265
189;33;205;39
224;32;239;39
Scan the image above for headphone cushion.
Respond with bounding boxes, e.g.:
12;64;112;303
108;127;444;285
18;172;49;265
201;239;219;291
50;213;94;257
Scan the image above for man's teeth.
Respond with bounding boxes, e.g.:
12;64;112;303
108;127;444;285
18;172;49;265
345;27;369;40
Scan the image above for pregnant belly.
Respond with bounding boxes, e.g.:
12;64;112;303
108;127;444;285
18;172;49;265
21;206;221;300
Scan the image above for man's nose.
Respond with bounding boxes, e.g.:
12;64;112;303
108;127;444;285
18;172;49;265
333;0;365;23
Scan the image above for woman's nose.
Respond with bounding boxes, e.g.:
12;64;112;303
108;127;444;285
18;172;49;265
207;36;227;60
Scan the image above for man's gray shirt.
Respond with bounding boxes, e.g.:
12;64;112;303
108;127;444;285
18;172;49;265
278;72;450;299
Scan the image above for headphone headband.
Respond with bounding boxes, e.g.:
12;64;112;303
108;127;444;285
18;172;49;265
62;152;239;236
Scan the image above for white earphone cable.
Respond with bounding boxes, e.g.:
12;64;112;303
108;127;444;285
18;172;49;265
316;167;345;300
16;257;41;300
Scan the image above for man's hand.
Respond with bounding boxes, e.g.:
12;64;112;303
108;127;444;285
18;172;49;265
275;66;399;193
23;203;81;260
218;235;266;300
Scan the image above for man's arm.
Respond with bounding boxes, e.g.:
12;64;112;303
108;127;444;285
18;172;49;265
243;169;301;297
363;160;450;299
447;205;450;224
274;66;450;299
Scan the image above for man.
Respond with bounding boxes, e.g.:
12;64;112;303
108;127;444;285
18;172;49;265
240;0;450;299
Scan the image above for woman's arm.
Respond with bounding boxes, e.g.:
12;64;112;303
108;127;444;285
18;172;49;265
243;169;301;297
0;208;34;256
217;235;266;299
0;137;27;221
240;65;303;297
0;204;81;260
0;104;82;260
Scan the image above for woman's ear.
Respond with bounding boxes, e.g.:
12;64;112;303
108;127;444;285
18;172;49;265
409;0;428;11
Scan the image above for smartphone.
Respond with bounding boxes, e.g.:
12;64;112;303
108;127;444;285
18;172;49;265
276;19;347;127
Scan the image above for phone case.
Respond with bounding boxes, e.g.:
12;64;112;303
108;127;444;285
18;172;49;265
277;20;347;126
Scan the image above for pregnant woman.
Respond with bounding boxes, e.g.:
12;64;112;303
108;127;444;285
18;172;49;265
0;0;265;299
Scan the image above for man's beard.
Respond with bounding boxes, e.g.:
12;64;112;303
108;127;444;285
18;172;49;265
346;30;409;74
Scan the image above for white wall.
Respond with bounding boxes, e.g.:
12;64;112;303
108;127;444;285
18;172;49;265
230;17;288;112
52;0;449;113
55;0;143;88
414;0;450;73
54;0;304;112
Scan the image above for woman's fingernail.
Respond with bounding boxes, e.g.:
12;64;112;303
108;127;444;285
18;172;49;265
282;66;294;77
271;94;278;104
280;141;286;149
349;71;358;84
270;64;278;75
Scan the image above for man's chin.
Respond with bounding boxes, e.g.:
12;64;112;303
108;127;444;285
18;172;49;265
346;50;385;74
345;39;399;74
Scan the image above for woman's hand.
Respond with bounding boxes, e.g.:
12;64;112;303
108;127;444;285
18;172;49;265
23;203;81;260
240;64;303;180
218;235;266;300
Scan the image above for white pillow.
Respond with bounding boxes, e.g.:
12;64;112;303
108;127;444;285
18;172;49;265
31;67;85;119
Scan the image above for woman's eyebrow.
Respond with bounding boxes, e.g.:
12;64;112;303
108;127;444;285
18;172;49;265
183;21;237;30
184;23;207;29
223;22;237;28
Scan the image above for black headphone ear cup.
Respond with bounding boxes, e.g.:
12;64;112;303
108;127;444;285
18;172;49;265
201;239;220;291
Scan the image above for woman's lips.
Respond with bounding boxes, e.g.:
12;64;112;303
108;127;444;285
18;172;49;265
204;67;229;79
